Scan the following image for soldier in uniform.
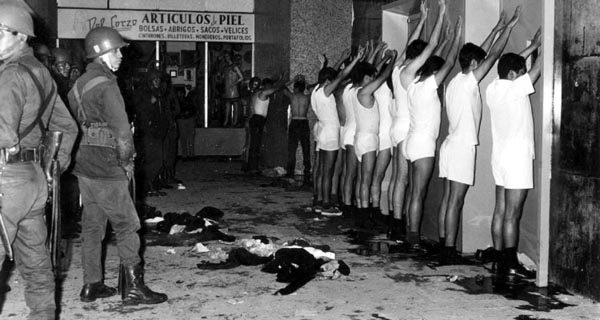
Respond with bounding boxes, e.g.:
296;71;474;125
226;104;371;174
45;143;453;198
134;69;169;197
0;2;78;319
68;27;167;305
49;47;82;240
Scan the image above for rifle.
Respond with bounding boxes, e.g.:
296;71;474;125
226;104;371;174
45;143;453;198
43;131;63;276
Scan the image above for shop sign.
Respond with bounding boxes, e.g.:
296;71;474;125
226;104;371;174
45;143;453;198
57;9;255;42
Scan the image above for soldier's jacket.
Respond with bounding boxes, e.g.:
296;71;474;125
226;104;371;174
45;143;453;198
68;62;135;180
0;46;77;168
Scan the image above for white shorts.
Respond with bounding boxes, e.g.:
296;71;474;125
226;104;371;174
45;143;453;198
390;118;409;147
379;130;392;152
492;150;533;189
438;139;476;185
340;124;356;149
402;133;436;161
354;133;378;162
317;124;340;151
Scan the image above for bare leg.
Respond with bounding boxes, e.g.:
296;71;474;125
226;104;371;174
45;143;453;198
444;180;469;247
313;150;323;204
321;149;339;206
342;146;358;206
359;151;377;208
370;148;391;208
391;143;409;220
407;157;435;236
491;185;506;251
331;149;343;205
437;178;450;240
503;188;528;248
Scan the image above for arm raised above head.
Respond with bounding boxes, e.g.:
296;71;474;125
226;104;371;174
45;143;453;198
401;0;446;86
435;17;461;85
473;6;521;82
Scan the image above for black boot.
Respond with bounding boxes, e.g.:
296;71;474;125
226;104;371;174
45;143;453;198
120;264;168;305
387;217;405;241
80;282;117;302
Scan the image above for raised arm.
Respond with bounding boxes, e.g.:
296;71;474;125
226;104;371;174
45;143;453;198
434;22;451;57
358;51;397;108
396;0;429;67
480;12;505;52
367;40;386;65
473;6;521;81
524;28;542;83
401;0;446;87
324;47;365;96
520;28;541;59
333;48;351;70
363;51;397;96
435;17;462;85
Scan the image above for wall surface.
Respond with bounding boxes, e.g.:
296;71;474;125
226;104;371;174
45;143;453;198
550;0;600;301
254;0;292;168
290;0;353;169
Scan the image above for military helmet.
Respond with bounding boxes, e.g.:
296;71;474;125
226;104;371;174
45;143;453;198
51;48;72;64
84;27;128;59
33;43;51;58
0;2;34;37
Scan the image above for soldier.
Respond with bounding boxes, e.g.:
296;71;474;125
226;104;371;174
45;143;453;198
134;69;169;197
0;2;78;319
50;48;72;106
67;27;167;305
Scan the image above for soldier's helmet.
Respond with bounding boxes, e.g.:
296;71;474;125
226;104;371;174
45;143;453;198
51;48;72;64
84;27;128;59
0;2;34;37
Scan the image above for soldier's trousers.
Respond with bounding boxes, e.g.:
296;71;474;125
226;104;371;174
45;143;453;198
0;162;55;320
77;177;141;284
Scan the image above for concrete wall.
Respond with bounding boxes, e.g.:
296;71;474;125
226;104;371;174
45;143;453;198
290;0;353;170
551;0;600;301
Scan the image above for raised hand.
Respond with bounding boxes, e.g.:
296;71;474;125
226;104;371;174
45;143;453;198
493;11;506;32
438;0;446;15
507;6;521;27
339;48;351;60
420;0;429;19
532;27;542;47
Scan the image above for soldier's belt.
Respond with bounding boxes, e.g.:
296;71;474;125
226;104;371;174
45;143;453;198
3;148;40;164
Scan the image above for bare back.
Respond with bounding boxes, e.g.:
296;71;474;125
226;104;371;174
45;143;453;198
289;91;310;119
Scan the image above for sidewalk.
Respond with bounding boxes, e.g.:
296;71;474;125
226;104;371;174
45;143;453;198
1;158;598;319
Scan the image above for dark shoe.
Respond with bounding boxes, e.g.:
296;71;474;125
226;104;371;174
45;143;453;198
119;264;168;305
80;282;117;302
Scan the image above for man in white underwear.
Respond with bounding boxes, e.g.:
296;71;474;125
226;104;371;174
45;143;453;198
437;8;520;265
485;30;542;284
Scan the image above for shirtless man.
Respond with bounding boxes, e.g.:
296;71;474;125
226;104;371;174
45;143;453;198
222;52;244;127
247;77;284;173
284;75;311;184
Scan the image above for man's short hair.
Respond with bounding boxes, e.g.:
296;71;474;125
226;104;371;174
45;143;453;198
497;53;526;79
294;80;306;92
417;55;445;79
351;62;377;84
318;67;338;84
406;39;428;60
458;43;487;71
261;78;273;87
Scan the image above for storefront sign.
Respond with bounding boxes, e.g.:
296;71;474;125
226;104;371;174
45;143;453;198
57;9;255;42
